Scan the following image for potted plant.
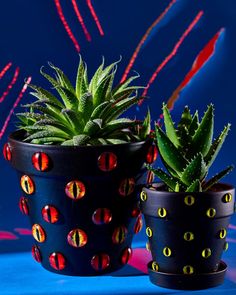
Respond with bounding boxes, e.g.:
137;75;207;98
140;103;235;290
3;57;156;275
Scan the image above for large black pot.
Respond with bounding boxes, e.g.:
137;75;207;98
5;130;156;276
140;183;235;290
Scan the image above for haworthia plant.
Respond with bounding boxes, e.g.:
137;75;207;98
147;103;234;192
17;56;150;146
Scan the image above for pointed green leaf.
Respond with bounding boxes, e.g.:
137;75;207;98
90;101;111;119
93;74;113;107
163;103;180;147
75;55;85;98
186;179;202;192
177;106;192;130
100;118;136;137
24;128;70;142
113;73;140;94
78;92;93;121
139;108;151;140
89;57;104;94
188;111;199;136
83;119;103;136
73;134;90;146
31;137;65;144
61;109;83;133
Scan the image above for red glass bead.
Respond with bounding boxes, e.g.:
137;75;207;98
32;152;50;172
32;245;42;263
42;205;59;223
3;143;11;161
134;215;143;234
112;226;127;244
92;208;112;225
131;207;140;218
146;170;155;184
19;197;29;215
67;229;88;248
119;178;135;197
91;253;110;271
98;152;117;172
65;180;85;200
20;175;35;195
32;224;46;243
120;247;132;265
49;252;66;271
146;145;158;164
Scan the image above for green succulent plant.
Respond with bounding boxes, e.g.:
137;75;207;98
147;103;234;192
17;57;151;146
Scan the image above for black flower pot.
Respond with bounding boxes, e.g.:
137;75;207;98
140;183;235;290
5;130;156;276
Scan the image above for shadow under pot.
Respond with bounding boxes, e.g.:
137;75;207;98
5;130;156;276
140;183;235;290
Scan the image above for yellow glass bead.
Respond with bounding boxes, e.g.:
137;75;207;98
206;208;216;218
202;248;211;258
219;228;227;239
163;247;171;257
223;242;229;251
158;208;167;218
146;227;153;237
184;195;195;206
183;265;194;275
146;242;151;252
183;232;194;241
222;193;232;203
151;261;159;272
140;191;147;201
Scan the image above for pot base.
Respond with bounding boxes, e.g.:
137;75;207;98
148;260;227;290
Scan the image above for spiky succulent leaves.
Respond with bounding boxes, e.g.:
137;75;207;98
188;111;199;136
186;179;202;192
155;124;188;176
177;106;192;149
139;109;151;140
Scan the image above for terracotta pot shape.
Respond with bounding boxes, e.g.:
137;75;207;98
140;183;235;290
5;130;156;276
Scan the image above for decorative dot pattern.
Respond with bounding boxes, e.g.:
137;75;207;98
65;180;86;200
163;247;172;257
32;245;42;263
20;175;35;195
222;193;232;203
223;242;229;251
67;228;88;248
202;248;211;258
98;152;117;172
131;207;140;218
120;247;132;265
3;143;12;161
32;224;46;243
218;228;227;239
183;231;194;241
183;265;194;275
32;152;51;172
206;208;216;218
146;227;153;237
146;145;158;164
49;252;66;270
157;207;167;218
119;178;135;197
184;195;195;206
112;226;127;244
19;197;29;215
146;170;155;184
91;253;110;271
42;205;59;223
92;208;112;225
151;261;159;272
140;191;147;201
134;215;143;234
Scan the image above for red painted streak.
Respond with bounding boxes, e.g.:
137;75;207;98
167;29;223;109
121;0;177;84
54;0;80;52
86;0;104;36
128;248;151;274
0;62;12;79
0;231;18;240
71;0;91;42
0;77;31;140
0;67;20;103
14;228;32;235
141;11;204;104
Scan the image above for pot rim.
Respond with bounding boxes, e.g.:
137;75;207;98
8;130;148;151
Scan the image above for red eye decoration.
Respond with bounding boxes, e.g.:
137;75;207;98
32;245;42;263
92;208;112;225
146;170;155;184
3;143;12;161
20;175;35;195
19;197;29;215
32;152;50;172
65;180;86;200
98;152;117;172
42;205;59;224
91;253;110;271
120;247;132;265
67;229;88;248
131;207;141;218
119;178;135;197
134;215;143;234
49;252;66;271
112;226;128;244
146;145;158;164
32;224;46;243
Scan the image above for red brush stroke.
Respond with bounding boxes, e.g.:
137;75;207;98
86;0;104;36
121;0;177;84
14;228;32;235
71;0;91;42
0;62;12;79
0;77;31;140
167;29;224;109
54;0;80;52
141;11;204;104
0;231;18;240
0;67;20;103
128;248;151;274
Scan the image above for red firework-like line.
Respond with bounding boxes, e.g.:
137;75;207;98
0;62;12;80
141;11;204;103
0;67;20;103
71;0;92;42
54;0;80;52
0;77;31;140
86;0;104;36
120;0;177;84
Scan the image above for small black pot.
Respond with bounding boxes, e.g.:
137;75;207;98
140;183;235;290
5;130;156;276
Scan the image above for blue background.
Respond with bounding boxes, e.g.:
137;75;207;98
0;0;236;293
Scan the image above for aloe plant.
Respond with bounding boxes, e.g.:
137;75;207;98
17;57;150;146
147;103;234;192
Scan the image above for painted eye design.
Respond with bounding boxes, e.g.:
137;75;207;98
92;208;112;225
20;175;35;195
32;152;51;172
134;215;143;234
32;224;46;243
32;245;42;263
98;152;117;172
120;248;132;265
91;253;110;271
42;205;60;223
3;143;12;161
65;180;86;200
119;178;135;196
19;197;29;215
67;229;88;248
146;145;158;164
49;252;66;271
112;226;127;244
